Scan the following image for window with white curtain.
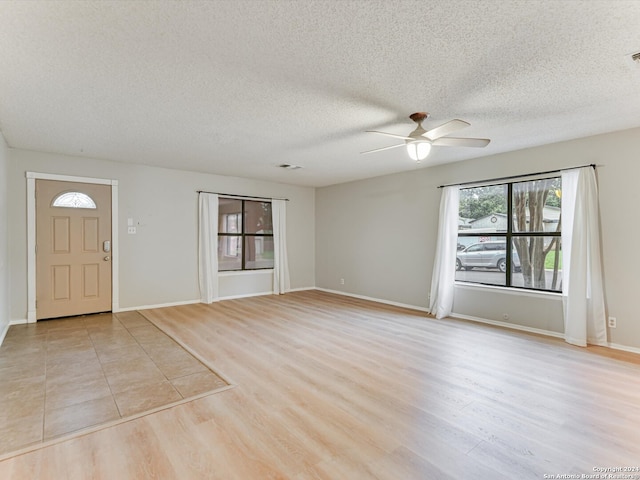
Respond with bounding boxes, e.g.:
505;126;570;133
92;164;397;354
456;176;562;292
217;198;274;271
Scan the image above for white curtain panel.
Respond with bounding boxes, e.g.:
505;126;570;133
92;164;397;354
561;167;607;347
272;199;291;294
429;186;460;319
198;193;219;303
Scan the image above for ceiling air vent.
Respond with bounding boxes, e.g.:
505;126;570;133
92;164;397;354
278;164;302;170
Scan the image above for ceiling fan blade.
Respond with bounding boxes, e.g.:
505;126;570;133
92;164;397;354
422;119;470;140
360;143;406;154
432;137;491;148
366;130;413;141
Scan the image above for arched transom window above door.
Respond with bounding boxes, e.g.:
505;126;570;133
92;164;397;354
51;191;97;209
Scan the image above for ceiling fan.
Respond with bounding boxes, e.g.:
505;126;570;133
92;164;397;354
362;112;490;162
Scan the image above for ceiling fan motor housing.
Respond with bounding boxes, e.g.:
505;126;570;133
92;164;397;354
409;112;429;124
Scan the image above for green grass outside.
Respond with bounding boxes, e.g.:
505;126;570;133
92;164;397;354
545;250;563;270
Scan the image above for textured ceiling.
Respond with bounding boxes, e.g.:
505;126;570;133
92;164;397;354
1;0;639;187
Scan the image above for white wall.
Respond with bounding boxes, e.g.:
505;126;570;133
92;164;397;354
8;149;315;320
0;132;9;344
316;168;435;307
316;127;640;351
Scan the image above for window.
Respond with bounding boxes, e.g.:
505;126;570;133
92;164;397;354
52;191;97;209
218;198;274;271
456;177;562;292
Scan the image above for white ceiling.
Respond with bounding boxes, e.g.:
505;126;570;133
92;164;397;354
1;0;639;187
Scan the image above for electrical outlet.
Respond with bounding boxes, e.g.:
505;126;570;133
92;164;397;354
340;278;345;285
128;226;137;234
608;316;617;328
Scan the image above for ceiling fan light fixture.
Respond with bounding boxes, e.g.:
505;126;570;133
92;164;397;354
362;111;489;159
406;141;431;162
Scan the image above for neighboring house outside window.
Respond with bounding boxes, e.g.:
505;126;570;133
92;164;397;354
456;176;562;292
218;198;274;271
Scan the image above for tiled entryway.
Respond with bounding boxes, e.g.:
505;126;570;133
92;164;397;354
0;311;229;457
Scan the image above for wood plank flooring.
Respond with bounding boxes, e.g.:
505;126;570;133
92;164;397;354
1;290;640;479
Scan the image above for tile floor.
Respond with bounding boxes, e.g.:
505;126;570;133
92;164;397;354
0;311;228;457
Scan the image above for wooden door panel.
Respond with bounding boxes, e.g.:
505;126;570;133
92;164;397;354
52;216;71;253
82;264;100;299
36;180;112;319
82;217;99;252
51;265;71;300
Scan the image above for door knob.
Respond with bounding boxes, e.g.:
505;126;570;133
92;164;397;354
104;256;111;261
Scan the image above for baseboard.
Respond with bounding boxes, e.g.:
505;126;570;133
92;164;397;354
218;291;274;301
607;342;640;355
451;313;640;354
0;319;26;346
10;290;317;321
121;291;292;306
0;322;9;347
312;289;567;341
288;287;316;293
218;286;315;301
451;312;565;339
4;318;70;328
314;288;430;313
116;299;201;312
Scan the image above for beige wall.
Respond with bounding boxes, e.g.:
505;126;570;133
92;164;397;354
0;132;9;342
8;149;315;320
316;127;640;350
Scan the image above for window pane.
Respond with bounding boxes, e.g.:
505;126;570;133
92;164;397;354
219;199;242;233
457;177;562;293
52;191;97;209
244;201;272;234
512;177;561;233
244;235;274;269
217;198;275;272
455;236;507;286
511;236;562;291
218;235;242;271
458;185;508;234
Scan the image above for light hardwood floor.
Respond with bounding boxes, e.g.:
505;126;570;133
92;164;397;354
1;290;639;479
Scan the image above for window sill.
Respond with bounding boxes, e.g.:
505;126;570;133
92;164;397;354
218;269;274;277
454;281;562;299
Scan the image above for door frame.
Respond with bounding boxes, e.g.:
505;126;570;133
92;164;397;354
26;172;119;323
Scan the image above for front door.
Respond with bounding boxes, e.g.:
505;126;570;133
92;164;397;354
36;180;112;320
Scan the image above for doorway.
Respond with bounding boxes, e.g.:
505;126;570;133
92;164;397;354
35;180;112;319
26;172;119;322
